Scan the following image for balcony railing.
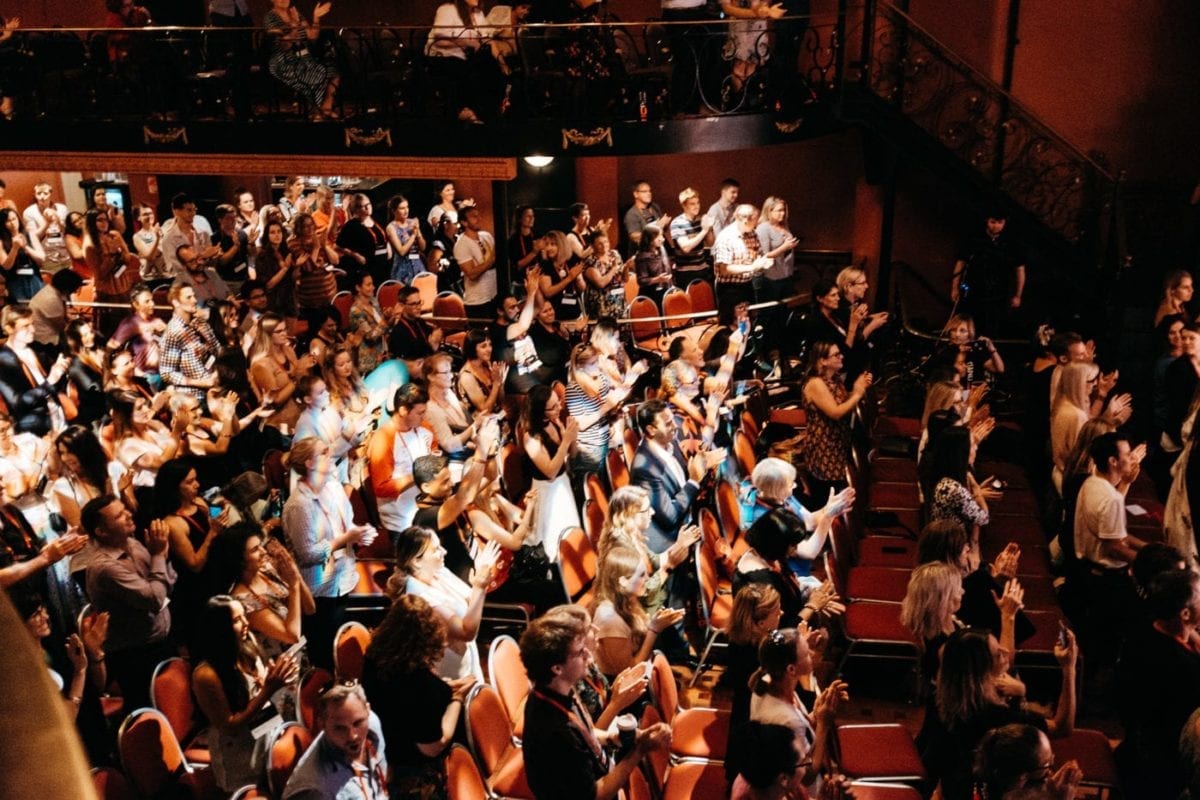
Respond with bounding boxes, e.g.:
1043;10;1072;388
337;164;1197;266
842;0;1119;245
0;17;842;127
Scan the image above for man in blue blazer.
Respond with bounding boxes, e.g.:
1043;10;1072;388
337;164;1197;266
630;398;714;553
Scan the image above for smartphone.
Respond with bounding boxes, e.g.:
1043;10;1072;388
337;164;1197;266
209;504;222;520
1056;621;1069;649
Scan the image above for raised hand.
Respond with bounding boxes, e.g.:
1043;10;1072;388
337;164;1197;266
147;518;170;556
993;577;1024;618
610;664;650;711
80;611;110;660
470;540;503;589
45;532;88;564
649;606;685;634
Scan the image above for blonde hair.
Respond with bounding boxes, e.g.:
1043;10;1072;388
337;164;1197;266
946;313;977;341
1053;361;1096;414
836;266;865;298
900;562;962;645
921;379;964;431
760;196;787;225
541;231;572;269
568;343;600;383
598;486;651;559
592;544;648;640
678;187;699;206
249;312;287;361
284;437;324;476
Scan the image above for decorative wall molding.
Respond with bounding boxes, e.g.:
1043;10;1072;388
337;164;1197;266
0;152;517;180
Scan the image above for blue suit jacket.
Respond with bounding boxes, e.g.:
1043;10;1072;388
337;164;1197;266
630;440;698;553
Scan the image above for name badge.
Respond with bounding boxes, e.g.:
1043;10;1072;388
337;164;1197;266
114;264;127;279
561;295;577;306
16;268;33;276
235;262;247;273
205;355;216;370
374;247;388;257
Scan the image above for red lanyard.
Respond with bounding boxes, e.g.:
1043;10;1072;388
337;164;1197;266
531;689;605;763
350;739;387;798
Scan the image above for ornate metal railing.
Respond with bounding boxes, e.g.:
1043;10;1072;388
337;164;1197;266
841;0;1119;246
0;17;843;126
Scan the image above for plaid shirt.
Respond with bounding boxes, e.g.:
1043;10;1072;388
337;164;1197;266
712;225;761;284
159;313;220;398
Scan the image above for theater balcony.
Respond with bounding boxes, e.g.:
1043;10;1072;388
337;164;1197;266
0;15;846;159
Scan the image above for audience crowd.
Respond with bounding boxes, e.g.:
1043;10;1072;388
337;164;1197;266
0;171;1194;800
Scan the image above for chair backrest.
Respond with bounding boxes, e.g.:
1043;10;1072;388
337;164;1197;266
582;498;606;549
639;704;670;791
827;516;857;590
150;657;197;746
606;447;630;490
686;279;716;313
698;507;732;583
91;767;136;800
732;430;756;478
648;651;679;725
334;622;372;682
584;472;609;518
332;290;353;330
488;636;531;738
627;764;653;800
465;684;515;774
661;288;692;331
298;667;336;731
629;296;662;342
624;271;640;306
268;721;315;798
558;526;597;604
715;479;744;542
376;279;402;313
695;542;729;631
446;744;490;800
740;409;760;440
229;785;272;799
661;761;728;800
501;441;532;501
412;272;439;311
433;291;468;332
118;707;190;798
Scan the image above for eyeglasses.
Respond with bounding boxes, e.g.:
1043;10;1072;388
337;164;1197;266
404;300;423;307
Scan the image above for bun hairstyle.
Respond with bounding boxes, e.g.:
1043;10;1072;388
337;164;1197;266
283;437;324;476
749;626;798;696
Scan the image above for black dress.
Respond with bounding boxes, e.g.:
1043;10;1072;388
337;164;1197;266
413;502;471;583
168;507;212;648
361;657;452;799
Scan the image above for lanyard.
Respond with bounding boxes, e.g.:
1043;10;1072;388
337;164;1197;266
350;739;387;798
531;689;605;763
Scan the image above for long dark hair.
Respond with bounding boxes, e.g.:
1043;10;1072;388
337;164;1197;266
206;522;262;596
83;208;108;245
0;208;22;247
193;595;262;712
55;425;110;495
152;458;196;520
922;425;972;499
524;384;555;438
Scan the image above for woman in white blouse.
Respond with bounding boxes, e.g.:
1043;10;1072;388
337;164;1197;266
392;525;499;680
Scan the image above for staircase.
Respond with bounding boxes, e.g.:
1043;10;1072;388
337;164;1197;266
829;0;1123;269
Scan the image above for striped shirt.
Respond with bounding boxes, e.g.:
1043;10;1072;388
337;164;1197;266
566;375;610;447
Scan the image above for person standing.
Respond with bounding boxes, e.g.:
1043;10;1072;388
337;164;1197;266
81;494;176;710
623;181;669;250
950;211;1026;337
454;204;498;323
712;204;772;320
669;188;715;288
283;437;378;670
519;611;673;800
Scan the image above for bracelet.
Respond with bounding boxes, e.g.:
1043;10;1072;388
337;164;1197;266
802;604;816;614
